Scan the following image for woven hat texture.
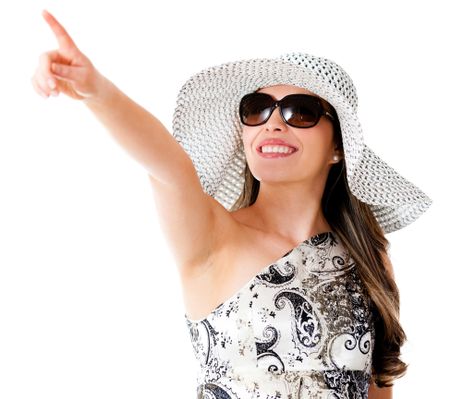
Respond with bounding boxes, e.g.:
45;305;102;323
172;51;432;234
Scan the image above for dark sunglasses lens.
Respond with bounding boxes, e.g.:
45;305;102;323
282;96;320;127
240;94;274;125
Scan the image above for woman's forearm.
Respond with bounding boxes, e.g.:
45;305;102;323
82;76;192;185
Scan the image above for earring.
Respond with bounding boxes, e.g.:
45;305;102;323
332;154;339;161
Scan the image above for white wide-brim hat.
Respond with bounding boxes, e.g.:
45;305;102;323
172;51;432;234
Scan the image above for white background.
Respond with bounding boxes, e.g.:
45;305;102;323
0;0;447;398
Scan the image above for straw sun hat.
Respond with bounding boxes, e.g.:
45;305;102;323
172;51;432;234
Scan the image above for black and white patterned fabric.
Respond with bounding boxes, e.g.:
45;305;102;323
184;231;376;399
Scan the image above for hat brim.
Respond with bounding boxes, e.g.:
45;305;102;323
172;57;432;234
350;143;432;233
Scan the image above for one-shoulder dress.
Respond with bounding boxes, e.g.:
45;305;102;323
184;231;376;399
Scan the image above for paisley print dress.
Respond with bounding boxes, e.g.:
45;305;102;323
184;231;376;399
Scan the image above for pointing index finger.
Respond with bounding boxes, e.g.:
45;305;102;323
42;9;79;53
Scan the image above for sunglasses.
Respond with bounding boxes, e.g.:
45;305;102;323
239;92;336;128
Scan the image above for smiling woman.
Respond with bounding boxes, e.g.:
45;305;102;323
171;52;432;398
32;9;431;397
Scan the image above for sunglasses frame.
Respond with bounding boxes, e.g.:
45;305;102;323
239;92;336;128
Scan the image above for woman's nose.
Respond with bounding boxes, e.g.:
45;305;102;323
264;104;288;130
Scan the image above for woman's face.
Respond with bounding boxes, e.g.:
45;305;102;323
241;84;339;184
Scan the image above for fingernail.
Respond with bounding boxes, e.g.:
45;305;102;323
48;78;56;89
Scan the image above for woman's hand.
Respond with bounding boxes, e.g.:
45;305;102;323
31;9;106;101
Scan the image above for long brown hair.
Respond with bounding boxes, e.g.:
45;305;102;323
230;99;408;388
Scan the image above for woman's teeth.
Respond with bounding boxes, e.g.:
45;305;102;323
260;145;296;154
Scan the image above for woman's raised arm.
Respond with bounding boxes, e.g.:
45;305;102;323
31;10;226;275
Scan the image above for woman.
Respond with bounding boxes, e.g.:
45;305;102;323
32;9;432;399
